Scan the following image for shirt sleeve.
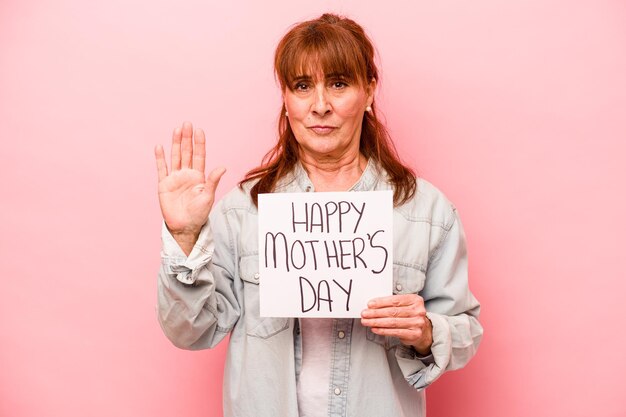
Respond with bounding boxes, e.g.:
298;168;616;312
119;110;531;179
156;201;240;350
395;208;483;389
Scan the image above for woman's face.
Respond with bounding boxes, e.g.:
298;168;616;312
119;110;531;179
284;70;375;162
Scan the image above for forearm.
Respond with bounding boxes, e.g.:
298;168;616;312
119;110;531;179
427;309;482;369
396;208;483;388
157;220;239;349
157;263;221;349
395;309;482;389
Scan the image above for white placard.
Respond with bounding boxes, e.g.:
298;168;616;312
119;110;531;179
258;190;393;318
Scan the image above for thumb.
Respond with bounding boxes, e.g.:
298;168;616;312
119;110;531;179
204;167;227;197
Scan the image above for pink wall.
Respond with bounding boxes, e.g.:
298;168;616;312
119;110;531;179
1;1;624;416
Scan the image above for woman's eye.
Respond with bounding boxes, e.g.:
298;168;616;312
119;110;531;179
295;83;309;91
332;81;347;89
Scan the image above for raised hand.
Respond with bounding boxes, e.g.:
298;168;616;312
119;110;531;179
155;121;226;255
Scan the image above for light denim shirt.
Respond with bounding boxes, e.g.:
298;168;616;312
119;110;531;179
157;161;483;417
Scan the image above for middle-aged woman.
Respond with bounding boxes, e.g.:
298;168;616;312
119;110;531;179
155;13;483;417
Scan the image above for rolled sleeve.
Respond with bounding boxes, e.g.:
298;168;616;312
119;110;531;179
161;221;214;285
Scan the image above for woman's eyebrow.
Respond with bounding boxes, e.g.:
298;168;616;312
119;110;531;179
292;75;313;83
325;72;351;80
290;73;351;84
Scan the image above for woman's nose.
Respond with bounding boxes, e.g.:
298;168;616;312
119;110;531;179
312;86;331;116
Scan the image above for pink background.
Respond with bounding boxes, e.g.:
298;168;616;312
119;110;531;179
1;1;625;416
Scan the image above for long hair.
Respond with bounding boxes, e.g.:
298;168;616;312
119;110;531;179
240;13;416;206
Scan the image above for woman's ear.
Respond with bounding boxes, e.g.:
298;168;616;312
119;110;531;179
366;78;377;107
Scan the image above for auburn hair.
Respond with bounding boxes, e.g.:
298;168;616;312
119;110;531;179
240;13;416;206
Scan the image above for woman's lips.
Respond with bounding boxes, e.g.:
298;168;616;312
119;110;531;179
309;126;336;135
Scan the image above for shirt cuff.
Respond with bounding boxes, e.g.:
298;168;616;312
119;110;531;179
395;312;452;389
161;221;214;285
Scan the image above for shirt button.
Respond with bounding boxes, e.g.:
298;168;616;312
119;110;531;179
305;185;312;192
395;283;403;292
334;387;341;395
337;331;345;339
254;273;260;280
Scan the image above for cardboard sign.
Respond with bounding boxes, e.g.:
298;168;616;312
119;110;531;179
258;190;393;318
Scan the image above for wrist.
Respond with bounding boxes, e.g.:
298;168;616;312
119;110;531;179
412;316;433;356
166;224;200;241
166;225;200;256
170;230;200;242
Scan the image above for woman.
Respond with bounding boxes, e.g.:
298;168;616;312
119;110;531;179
155;13;482;417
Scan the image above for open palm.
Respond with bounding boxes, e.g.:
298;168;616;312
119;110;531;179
155;122;225;252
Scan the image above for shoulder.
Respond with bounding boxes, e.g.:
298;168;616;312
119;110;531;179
393;177;457;230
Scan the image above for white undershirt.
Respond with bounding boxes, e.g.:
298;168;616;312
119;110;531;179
296;318;334;417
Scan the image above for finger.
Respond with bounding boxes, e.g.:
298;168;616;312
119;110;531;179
370;327;423;341
192;128;206;173
171;126;182;171
154;145;168;181
204;167;227;198
181;121;193;169
361;305;425;319
367;294;422;309
361;315;427;329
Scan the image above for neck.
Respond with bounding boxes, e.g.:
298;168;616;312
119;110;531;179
299;150;367;192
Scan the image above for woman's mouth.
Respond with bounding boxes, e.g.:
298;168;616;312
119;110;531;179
309;126;336;135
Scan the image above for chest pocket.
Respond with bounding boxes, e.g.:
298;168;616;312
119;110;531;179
239;255;290;338
392;263;425;295
365;263;426;348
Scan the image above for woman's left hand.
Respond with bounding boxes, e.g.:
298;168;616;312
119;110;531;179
361;294;433;356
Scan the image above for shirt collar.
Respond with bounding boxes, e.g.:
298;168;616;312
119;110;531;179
278;158;382;193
